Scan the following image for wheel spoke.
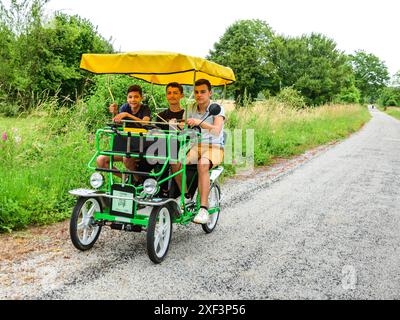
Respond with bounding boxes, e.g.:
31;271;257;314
158;235;164;252
161;224;167;235
155;225;161;237
87;203;96;217
154;233;161;251
81;204;88;218
157;226;165;241
158;220;166;233
159;212;165;224
82;228;88;243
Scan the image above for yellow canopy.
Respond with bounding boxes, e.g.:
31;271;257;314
80;51;235;86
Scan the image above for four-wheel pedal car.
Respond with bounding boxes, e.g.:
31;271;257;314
68;51;235;263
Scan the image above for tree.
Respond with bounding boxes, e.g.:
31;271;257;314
272;33;354;106
378;87;400;107
333;80;361;104
390;70;400;87
207;19;278;105
350;50;390;103
0;0;113;111
40;13;114;101
0;21;13;95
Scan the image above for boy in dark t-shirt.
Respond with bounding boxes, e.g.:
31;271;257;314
156;108;184;130
118;103;151;124
155;82;184;130
96;85;150;181
146;83;185;195
112;88;151;127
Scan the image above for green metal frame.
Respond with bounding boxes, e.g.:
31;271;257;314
87;124;220;227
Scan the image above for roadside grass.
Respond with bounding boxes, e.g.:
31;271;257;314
225;101;370;172
0;101;370;232
384;107;400;120
0;105;93;232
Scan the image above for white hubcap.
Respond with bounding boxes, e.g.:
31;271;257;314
154;207;171;257
77;199;100;245
207;186;220;228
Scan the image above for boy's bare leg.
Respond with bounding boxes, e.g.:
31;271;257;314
171;163;187;194
96;155;123;178
197;157;211;208
123;157;140;182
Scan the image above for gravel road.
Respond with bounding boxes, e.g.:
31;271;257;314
2;108;400;300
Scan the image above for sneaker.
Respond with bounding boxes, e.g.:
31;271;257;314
193;207;209;224
175;194;193;206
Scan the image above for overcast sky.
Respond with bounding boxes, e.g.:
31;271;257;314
44;0;399;76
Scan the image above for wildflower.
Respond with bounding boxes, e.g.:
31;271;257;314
1;131;7;141
15;135;22;143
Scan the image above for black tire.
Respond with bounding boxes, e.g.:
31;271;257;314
146;204;173;264
202;183;221;233
70;197;102;251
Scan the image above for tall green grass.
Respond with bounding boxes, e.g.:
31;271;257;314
0;102;93;232
384;107;400;120
0;99;370;232
225;101;370;169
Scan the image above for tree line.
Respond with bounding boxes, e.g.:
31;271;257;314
0;0;112;115
208;19;399;107
1;1;399;116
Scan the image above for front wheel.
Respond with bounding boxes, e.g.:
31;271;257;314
70;197;102;251
202;183;221;233
146;204;173;264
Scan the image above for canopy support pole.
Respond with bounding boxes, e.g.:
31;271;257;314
149;80;160;115
107;75;115;122
184;70;197;129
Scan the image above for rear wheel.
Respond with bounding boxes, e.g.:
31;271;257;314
146;204;172;264
202;183;221;233
70;197;102;251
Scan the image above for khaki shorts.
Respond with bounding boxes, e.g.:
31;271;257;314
186;143;224;168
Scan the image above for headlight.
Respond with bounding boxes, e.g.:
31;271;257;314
90;172;104;189
143;178;158;195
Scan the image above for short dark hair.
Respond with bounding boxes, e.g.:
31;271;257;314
127;85;142;96
195;79;211;91
166;82;183;94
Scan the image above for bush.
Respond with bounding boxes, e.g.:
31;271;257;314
334;84;361;104
378;87;400;107
274;87;306;109
0;102;25;117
